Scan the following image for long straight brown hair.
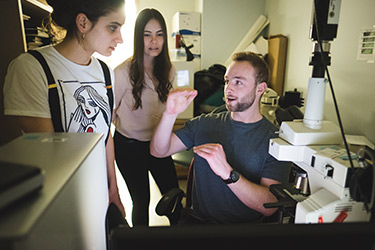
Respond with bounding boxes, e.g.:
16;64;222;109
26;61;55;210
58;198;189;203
129;8;173;110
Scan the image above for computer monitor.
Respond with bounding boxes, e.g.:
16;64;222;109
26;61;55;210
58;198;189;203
110;222;375;250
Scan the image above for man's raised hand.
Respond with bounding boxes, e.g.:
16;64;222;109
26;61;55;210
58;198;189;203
165;88;197;115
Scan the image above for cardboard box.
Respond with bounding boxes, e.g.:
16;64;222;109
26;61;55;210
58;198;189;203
172;12;201;35
267;34;288;96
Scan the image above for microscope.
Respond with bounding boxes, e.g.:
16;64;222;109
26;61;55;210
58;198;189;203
268;0;373;223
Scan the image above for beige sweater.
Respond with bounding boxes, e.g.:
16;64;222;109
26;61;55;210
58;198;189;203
113;59;175;141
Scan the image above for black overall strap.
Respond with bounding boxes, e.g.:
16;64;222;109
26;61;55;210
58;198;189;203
97;59;114;115
97;59;113;144
28;50;64;132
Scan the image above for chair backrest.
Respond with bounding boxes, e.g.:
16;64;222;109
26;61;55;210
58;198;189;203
185;158;195;208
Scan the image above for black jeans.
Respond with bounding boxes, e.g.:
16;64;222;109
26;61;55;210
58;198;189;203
114;131;179;226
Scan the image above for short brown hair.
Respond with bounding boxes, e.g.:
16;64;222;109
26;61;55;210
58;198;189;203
232;52;270;85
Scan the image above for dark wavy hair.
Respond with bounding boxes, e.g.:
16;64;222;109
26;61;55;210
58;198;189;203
45;0;125;41
130;8;172;110
232;52;270;85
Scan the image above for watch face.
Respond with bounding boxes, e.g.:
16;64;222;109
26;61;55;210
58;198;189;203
223;170;240;184
230;170;240;183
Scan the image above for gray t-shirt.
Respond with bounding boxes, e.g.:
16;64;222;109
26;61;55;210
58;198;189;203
174;111;291;224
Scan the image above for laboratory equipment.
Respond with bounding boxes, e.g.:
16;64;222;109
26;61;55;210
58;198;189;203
268;0;373;223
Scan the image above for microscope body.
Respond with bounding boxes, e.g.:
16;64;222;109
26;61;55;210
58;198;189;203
269;138;371;223
266;0;373;223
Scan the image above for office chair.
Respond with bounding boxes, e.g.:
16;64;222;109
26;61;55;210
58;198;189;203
155;158;198;225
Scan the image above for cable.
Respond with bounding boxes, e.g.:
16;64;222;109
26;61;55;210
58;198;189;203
179;32;194;62
312;0;354;170
313;0;374;216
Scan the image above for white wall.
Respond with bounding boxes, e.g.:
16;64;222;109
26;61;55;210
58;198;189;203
200;0;265;69
265;0;375;144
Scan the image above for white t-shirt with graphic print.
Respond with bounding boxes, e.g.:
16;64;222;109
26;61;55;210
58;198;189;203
4;45;115;136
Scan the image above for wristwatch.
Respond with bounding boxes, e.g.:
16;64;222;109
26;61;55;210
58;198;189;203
222;170;240;184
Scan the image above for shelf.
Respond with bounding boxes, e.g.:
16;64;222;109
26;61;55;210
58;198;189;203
22;0;52;26
0;0;52;146
25;0;52;13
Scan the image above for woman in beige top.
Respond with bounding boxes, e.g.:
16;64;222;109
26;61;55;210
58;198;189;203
113;8;180;226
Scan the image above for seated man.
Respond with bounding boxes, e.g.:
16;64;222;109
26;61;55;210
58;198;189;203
150;51;291;224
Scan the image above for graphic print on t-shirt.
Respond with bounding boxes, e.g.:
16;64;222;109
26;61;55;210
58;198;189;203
57;80;110;134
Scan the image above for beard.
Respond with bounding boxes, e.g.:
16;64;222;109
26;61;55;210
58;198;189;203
225;92;256;112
